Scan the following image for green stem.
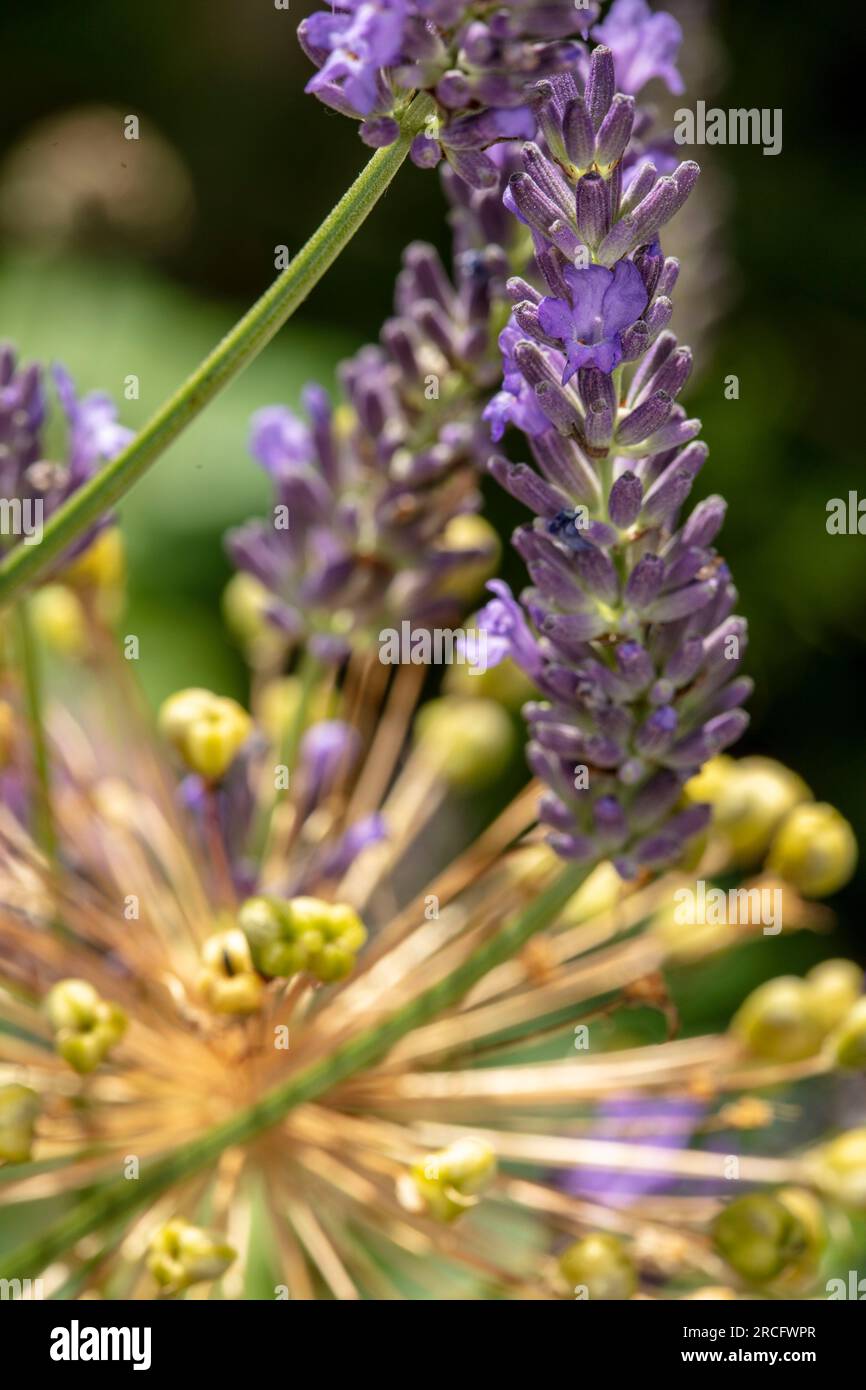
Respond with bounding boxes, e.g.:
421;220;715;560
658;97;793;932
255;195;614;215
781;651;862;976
0;93;436;612
15;601;56;860
251;648;323;859
0;860;589;1282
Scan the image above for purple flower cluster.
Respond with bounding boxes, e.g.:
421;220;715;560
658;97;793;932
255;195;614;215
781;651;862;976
0;348;131;566
476;42;750;878
227;239;507;662
298;0;681;188
179;718;387;896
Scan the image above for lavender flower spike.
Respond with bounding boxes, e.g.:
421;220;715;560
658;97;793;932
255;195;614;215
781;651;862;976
479;20;749;877
0;350;132;568
227;238;506;662
299;2;603;185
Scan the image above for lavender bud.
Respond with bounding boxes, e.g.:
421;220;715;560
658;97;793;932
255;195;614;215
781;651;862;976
681;495;727;548
640;461;695;521
535;381;582;435
507;173;560;237
562;96;596;168
656;258;680;298
436;70;472;108
594;796;628;847
522;142;574;217
630;177;681;243
608;471;643;528
625;553;664;609
635;706;678;757
410;134;443;170
488;457;569;518
614;641;654;693
596;214;639;267
619;320;651;361
585;45;615;130
621;160;658;216
595;94;635;167
665;637;705;686
615;391;673;447
575;172;612;246
644;579;717;623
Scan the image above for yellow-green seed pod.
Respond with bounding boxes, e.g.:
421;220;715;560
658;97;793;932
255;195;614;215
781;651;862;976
414;696;514;790
0;1083;39;1164
434;514;502;601
650;897;732;965
804;1128;866;1209
30;584;88;658
683;754;738;810
198;929;264;1015
558;1233;637;1300
222;570;269;639
183;703;252;781
770;1187;827;1290
559;861;624;927
806;958;864;1032
147;1218;236;1292
712;1193;810;1284
731;975;826;1063
236;895;282;952
404;1138;497;1223
63;527;126;592
767;802;857;898
830;997;866;1070
239;895;366;984
0;700;15;771
443;654;536;710
45;978;127;1074
158;687;219;746
715;757;811;864
222;573;288;669
158;688;252;782
46;978;101;1033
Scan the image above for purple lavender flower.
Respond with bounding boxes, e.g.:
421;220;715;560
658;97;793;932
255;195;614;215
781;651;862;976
474;579;545;680
296;720;361;815
304;1;407;116
483;320;553;440
228;240;506;661
537;262;648;380
299;1;603;185
0;349;131;567
51;365;133;484
476;40;748;877
564;1097;704;1205
0;345;44;504
592;0;684;95
298;812;389;887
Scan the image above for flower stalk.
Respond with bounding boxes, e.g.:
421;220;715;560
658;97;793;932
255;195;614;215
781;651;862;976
0;92;436;610
15;601;56;860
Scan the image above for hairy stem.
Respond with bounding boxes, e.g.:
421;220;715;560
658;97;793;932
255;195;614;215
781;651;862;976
0;93;435;611
0;860;589;1282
